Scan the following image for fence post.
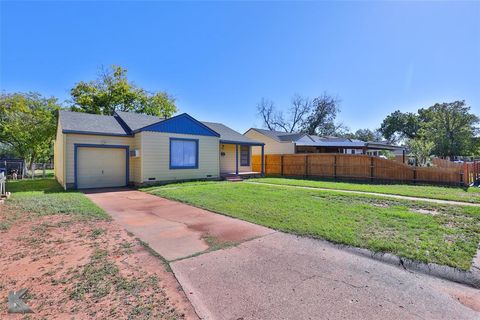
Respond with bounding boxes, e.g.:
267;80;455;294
413;165;417;184
333;155;337;180
475;161;478;181
281;155;284;176
265;155;268;176
0;172;4;196
305;155;308;178
370;156;374;182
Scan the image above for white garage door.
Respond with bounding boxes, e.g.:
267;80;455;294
77;147;127;189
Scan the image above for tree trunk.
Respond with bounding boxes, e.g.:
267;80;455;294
29;153;36;179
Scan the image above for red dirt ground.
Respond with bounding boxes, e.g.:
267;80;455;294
0;205;198;319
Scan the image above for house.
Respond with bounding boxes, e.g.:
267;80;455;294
244;128;398;155
54;110;264;189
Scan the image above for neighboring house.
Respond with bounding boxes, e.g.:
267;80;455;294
54;110;264;189
244;128;399;155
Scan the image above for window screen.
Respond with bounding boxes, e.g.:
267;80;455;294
240;145;250;166
170;139;198;169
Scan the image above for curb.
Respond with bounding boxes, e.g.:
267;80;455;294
340;244;480;289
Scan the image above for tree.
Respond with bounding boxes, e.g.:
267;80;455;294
408;138;434;166
419;101;478;159
70;65;177;117
302;93;342;135
349;128;383;142
257;92;346;136
379;100;479;158
256;98;278;131
257;94;310;132
379;110;421;143
0;92;59;170
0;143;19;158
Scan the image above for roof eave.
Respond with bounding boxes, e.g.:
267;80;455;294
247;128;282;142
62;130;133;137
220;139;265;146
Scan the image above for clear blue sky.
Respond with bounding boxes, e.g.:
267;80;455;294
1;1;479;133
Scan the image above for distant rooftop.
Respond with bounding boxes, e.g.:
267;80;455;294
247;127;399;150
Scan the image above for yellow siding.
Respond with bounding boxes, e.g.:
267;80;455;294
130;134;142;183
140;131;219;182
219;144;252;173
244;130;295;155
54;122;65;188
64;134;136;186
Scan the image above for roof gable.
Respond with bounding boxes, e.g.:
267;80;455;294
138;113;220;137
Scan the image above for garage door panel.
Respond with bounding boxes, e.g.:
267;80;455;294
77;147;126;189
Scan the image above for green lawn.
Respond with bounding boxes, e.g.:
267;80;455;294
4;179;107;219
249;177;480;203
144;181;480;270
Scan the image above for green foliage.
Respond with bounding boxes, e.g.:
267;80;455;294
407;139;435;166
419;101;479;158
380;101;479;157
346;128;383;142
0;92;59;166
70;65;177;117
145;181;480;270
302;93;342;135
379;110;421;143
0;142;20;158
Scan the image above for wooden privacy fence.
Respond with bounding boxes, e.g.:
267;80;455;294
252;154;467;186
464;161;480;185
432;158;464;169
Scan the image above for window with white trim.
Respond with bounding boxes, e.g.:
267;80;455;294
170;139;198;169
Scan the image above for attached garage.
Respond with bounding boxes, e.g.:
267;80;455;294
75;144;129;189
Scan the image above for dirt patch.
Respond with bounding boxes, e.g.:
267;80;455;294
409;208;439;216
441;287;480;312
0;208;198;319
372;203;390;208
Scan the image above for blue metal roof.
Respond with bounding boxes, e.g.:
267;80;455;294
136;113;221;137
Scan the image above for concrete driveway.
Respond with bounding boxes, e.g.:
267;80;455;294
87;189;480;320
85;189;272;261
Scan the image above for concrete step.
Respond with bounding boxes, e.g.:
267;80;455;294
225;176;244;182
